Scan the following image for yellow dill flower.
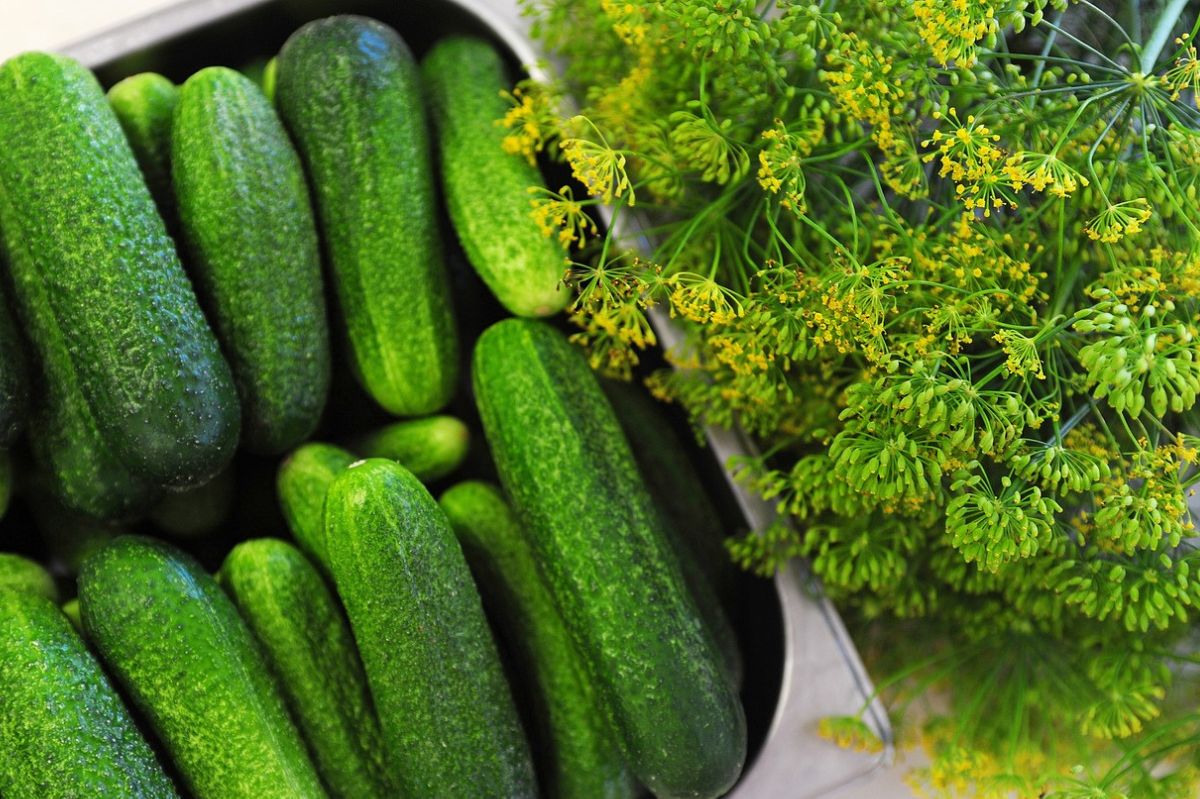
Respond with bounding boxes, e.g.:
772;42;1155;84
529;185;597;248
666;272;744;325
756;119;817;214
1165;33;1200;106
1005;151;1089;198
993;329;1045;379
922;109;1017;215
816;715;884;754
1084;198;1152;243
821;31;908;156
498;83;559;166
560;117;636;206
911;0;1000;67
599;0;649;46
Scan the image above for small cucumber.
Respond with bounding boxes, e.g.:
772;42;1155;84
473;319;746;798
440;481;637;799
149;465;235;539
422;37;569;318
79;536;326;799
0;52;240;488
325;459;537;797
0;278;29;445
220;538;394;799
107;72;178;217
356;415;469;482
0;553;56;602
29;488;130;574
277;442;357;572
276;16;457;416
173;67;331;454
61;597;82;630
0;592;179;798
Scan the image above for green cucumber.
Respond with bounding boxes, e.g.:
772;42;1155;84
0;52;240;488
0;553;56;601
277;442;357;572
356;415;469;482
422;37;569;318
0;278;29;445
324;459;536;797
61;597;82;631
262;57;278;103
173;67;330;454
473;319;746;798
79;536;326;799
0;592;179;798
220;538;394;799
107;72;178;217
440;481;637;799
149;465;235;539
276;16;457;416
29;489;130;574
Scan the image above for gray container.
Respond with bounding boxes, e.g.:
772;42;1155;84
62;1;893;794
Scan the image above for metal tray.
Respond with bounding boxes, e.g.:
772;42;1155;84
62;1;894;794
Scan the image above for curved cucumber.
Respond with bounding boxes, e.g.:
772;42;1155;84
174;67;330;454
277;442;357;572
325;459;536;797
356;415;469;483
276;16;457;416
0;592;178;799
473;319;746;798
0;52;240;488
107;72;178;217
0;278;28;445
440;481;637;799
422;37;569;318
79;536;326;799
0;553;56;602
220;539;394;799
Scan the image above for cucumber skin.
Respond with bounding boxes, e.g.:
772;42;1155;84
473;319;746;799
440;481;637;799
220;539;394;799
276;16;458;416
324;459;537;798
79;536;326;799
277;442;357;572
422;37;569;318
356;415;469;483
0;553;57;602
173;67;330;455
0;592;179;799
0;52;240;488
107;73;178;218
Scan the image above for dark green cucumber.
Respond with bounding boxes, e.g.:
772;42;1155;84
29;488;131;573
149;465;234;539
220;538;394;799
422;37;569;318
473;319;746;798
0;553;56;601
0;52;240;488
277;442;357;572
356;415;469;482
440;481;637;799
173;67;330;454
276;16;457;416
0;277;29;445
79;536;326;799
324;459;536;797
0;592;179;798
107;72;178;217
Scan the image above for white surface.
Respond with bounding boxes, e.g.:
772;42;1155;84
0;0;181;61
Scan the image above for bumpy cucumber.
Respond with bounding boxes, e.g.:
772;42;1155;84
0;53;239;488
440;481;637;799
324;459;536;797
0;553;56;601
107;72;178;216
220;539;394;799
0;592;179;798
356;415;469;482
0;278;28;445
79;536;326;799
276;16;457;416
174;67;330;454
277;442;356;572
149;465;235;539
473;319;746;798
422;37;569;318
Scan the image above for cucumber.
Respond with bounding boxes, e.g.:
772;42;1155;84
29;488;130;573
473;319;746;798
173;67;330;454
79;536;326;799
0;278;29;445
149;465;235;539
0;553;56;601
0;52;240;488
324;459;536;797
440;481;637;799
61;597;82;631
107;72;178;217
0;592;179;798
356;415;469;482
422;37;569;318
262;57;278;103
220;538;394;799
277;442;356;572
276;16;458;416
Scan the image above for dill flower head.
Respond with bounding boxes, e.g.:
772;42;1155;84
1084;198;1153;243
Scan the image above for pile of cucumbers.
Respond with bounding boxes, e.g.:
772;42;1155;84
0;14;747;799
